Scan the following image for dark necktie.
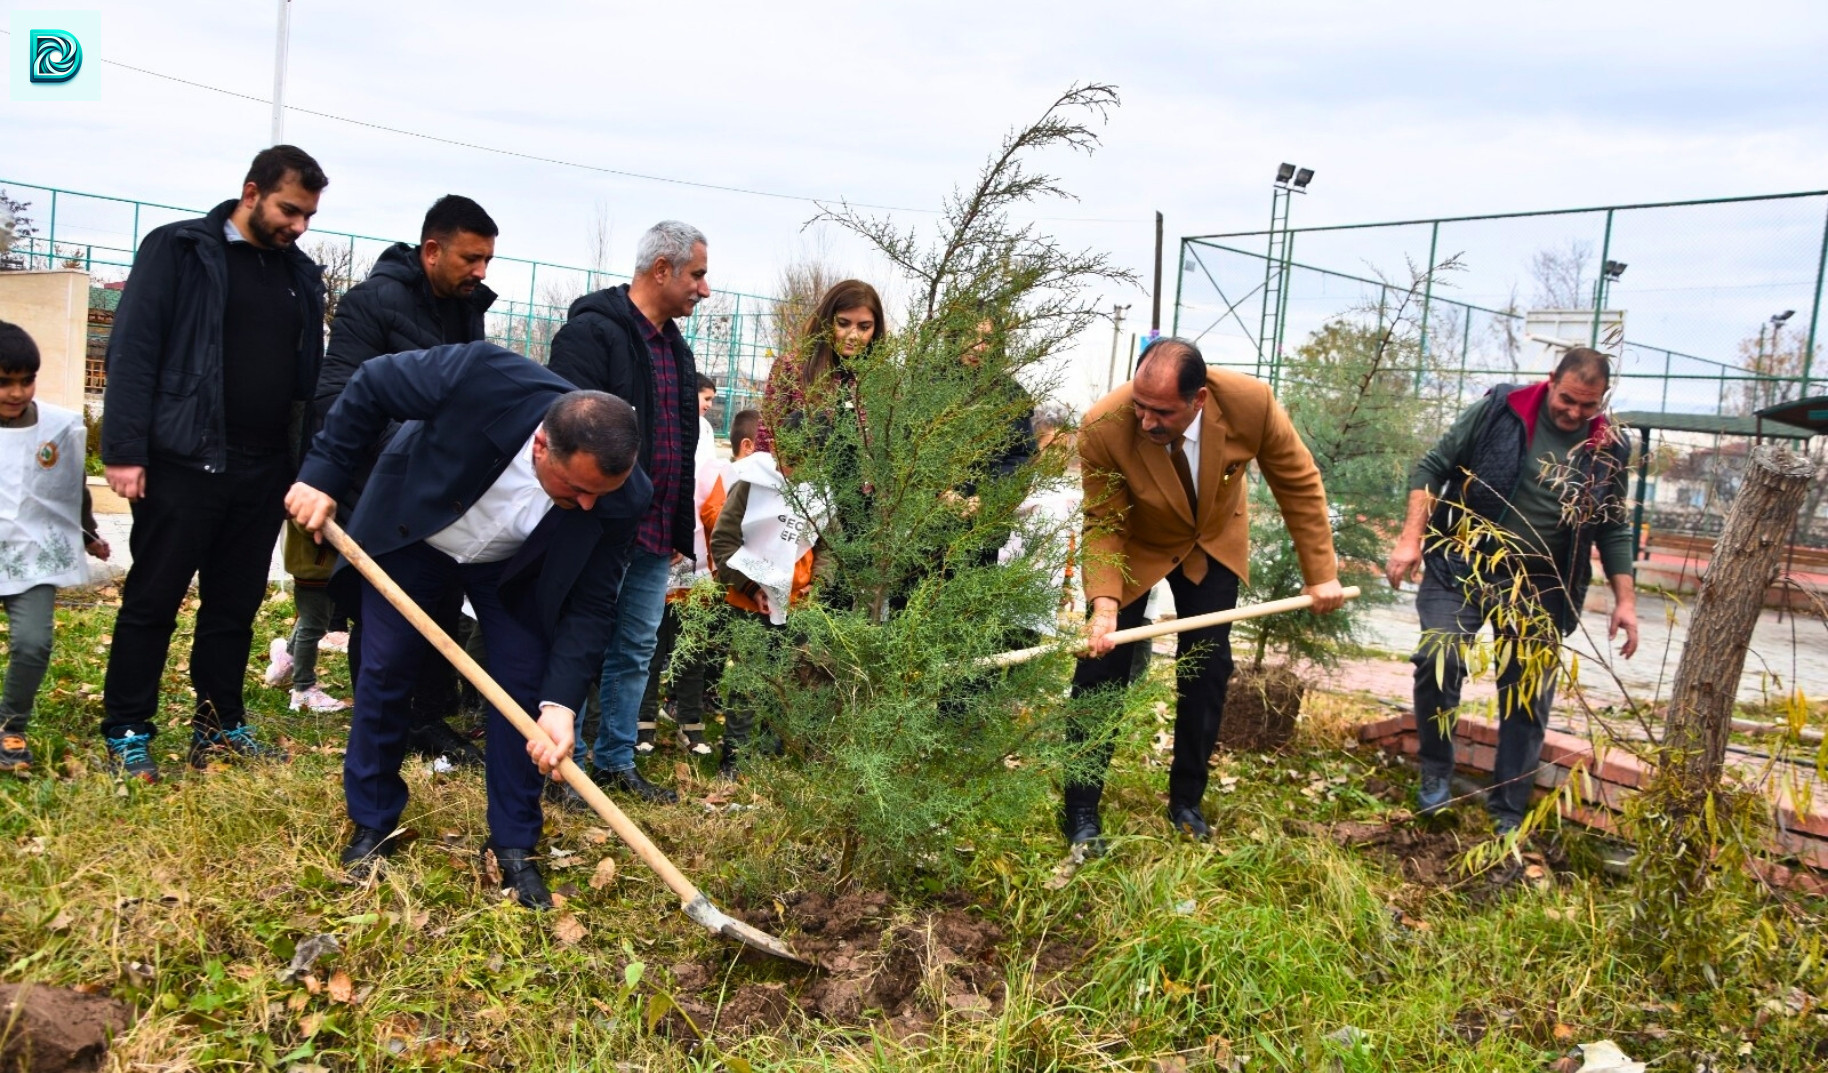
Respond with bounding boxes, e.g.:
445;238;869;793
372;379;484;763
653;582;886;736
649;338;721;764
1172;435;1208;583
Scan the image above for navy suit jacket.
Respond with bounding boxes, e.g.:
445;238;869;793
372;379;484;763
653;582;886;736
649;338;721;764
297;342;653;711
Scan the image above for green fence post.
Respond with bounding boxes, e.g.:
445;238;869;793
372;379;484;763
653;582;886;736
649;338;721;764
1804;200;1828;397
1415;221;1440;391
131;202;141;254
46;190;57;272
1590;209;1614;347
1172;237;1187;336
525;263;538;361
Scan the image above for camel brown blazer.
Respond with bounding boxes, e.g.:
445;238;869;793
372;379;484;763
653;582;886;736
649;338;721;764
1079;368;1337;608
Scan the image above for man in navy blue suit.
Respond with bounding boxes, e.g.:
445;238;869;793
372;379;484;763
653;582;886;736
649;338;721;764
286;342;652;909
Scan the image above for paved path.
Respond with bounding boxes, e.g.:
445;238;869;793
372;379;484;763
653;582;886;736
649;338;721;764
1314;587;1828;716
86;513;289;586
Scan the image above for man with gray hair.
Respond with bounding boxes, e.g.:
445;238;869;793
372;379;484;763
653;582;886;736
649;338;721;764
547;221;708;803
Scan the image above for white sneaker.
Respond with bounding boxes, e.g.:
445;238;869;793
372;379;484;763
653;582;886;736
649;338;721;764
319;631;350;654
290;686;350;712
262;638;294;688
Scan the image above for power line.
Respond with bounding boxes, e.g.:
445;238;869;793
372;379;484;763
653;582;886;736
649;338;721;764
1;29;1147;225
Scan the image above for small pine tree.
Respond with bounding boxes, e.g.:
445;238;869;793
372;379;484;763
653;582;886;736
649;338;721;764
680;85;1134;887
1236;264;1454;669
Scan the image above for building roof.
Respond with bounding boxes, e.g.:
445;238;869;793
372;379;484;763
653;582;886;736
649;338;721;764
1613;410;1817;439
1753;395;1828;436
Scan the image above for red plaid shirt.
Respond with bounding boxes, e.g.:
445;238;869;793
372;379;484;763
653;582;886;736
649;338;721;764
635;317;686;557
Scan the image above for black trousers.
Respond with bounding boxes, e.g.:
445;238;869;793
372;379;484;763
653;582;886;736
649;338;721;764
339;571;466;729
102;452;291;738
1065;562;1240;813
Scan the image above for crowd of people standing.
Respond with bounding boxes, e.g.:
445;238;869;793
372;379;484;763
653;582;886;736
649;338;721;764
0;143;1639;906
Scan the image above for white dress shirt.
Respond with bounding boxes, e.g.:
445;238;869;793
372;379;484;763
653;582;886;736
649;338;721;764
426;431;552;564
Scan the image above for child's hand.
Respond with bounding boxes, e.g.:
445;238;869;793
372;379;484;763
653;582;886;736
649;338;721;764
85;537;111;561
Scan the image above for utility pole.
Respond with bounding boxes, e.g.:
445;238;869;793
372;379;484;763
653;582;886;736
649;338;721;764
271;0;292;145
1150;211;1164;332
1105;303;1131;394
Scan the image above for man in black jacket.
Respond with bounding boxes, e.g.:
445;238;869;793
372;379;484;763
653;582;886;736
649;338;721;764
546;221;706;803
286;343;650;908
99;145;329;782
314;195;500;766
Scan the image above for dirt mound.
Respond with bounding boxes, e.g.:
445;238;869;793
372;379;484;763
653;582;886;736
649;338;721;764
1293;816;1471;887
1220;664;1306;751
667;890;1084;1040
0;984;133;1073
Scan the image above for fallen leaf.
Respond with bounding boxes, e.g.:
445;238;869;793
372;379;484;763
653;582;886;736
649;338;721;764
301;973;322;994
1575;1040;1645;1072
279;933;341;982
1554;1022;1577;1043
327;970;355;1004
46;908;76;933
298;1011;324;1037
589;857;618;891
287;991;309;1012
554;913;587;945
581;827;611;845
674;762;691;782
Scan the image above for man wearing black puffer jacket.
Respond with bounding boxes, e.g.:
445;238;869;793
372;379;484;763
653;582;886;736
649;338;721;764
546;221;706;804
99;146;329;782
314;195;499;767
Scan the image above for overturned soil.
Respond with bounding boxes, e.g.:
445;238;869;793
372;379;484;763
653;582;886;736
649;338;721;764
0;984;133;1073
1288;816;1474;888
664;889;1087;1040
1219;664;1306;752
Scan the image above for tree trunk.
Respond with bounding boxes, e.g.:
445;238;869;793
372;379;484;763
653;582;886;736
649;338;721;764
1660;444;1813;794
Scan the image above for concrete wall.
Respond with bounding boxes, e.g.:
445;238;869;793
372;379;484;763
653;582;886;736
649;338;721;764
0;269;91;412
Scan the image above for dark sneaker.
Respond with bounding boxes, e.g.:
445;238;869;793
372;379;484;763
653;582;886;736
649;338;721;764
485;845;553;910
677;723;712;757
1;731;31;773
189;724;289;768
408;719;484;767
593;765;678;804
635;721;657;755
105;730;160;783
1060;803;1106;858
1417;773;1453;816
341;824;398;880
1167;803;1210;839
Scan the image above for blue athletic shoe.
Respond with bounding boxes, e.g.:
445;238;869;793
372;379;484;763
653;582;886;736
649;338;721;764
105;730;160;783
189;724;289;768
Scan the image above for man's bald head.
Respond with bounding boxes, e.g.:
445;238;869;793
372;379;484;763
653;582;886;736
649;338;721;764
1130;337;1209;445
1135;338;1207;402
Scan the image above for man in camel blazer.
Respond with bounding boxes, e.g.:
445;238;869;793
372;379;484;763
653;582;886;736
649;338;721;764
1067;338;1344;852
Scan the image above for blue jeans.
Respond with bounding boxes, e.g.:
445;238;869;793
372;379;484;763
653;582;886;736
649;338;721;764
580;548;671;772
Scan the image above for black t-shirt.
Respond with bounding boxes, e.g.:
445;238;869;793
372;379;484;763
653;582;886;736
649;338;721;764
437;295;475;345
220;240;302;452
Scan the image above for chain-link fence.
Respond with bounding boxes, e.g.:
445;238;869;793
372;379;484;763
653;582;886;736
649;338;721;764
0;180;784;436
1173;190;1828;556
1174;191;1828;419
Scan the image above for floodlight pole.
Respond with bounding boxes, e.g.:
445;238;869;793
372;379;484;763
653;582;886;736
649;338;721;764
271;0;292;145
1106;303;1131;394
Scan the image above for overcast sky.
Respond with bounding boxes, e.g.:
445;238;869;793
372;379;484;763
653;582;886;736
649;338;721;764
5;0;1826;405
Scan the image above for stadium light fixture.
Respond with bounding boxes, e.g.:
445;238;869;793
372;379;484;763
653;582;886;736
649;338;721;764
1293;167;1315;189
1275;162;1296;184
1771;310;1795;324
1602;260;1627;281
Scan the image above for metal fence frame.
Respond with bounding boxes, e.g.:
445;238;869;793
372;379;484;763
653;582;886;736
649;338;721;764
0;179;785;436
1172;190;1828;418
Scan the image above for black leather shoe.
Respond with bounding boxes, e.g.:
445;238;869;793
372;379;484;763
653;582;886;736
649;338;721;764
486;845;553;910
1060;804;1106;858
593;766;679;804
1167;803;1210;839
341;824;397;878
408;719;484;767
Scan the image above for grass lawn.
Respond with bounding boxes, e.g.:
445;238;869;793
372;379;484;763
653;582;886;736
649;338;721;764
2;587;1825;1070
